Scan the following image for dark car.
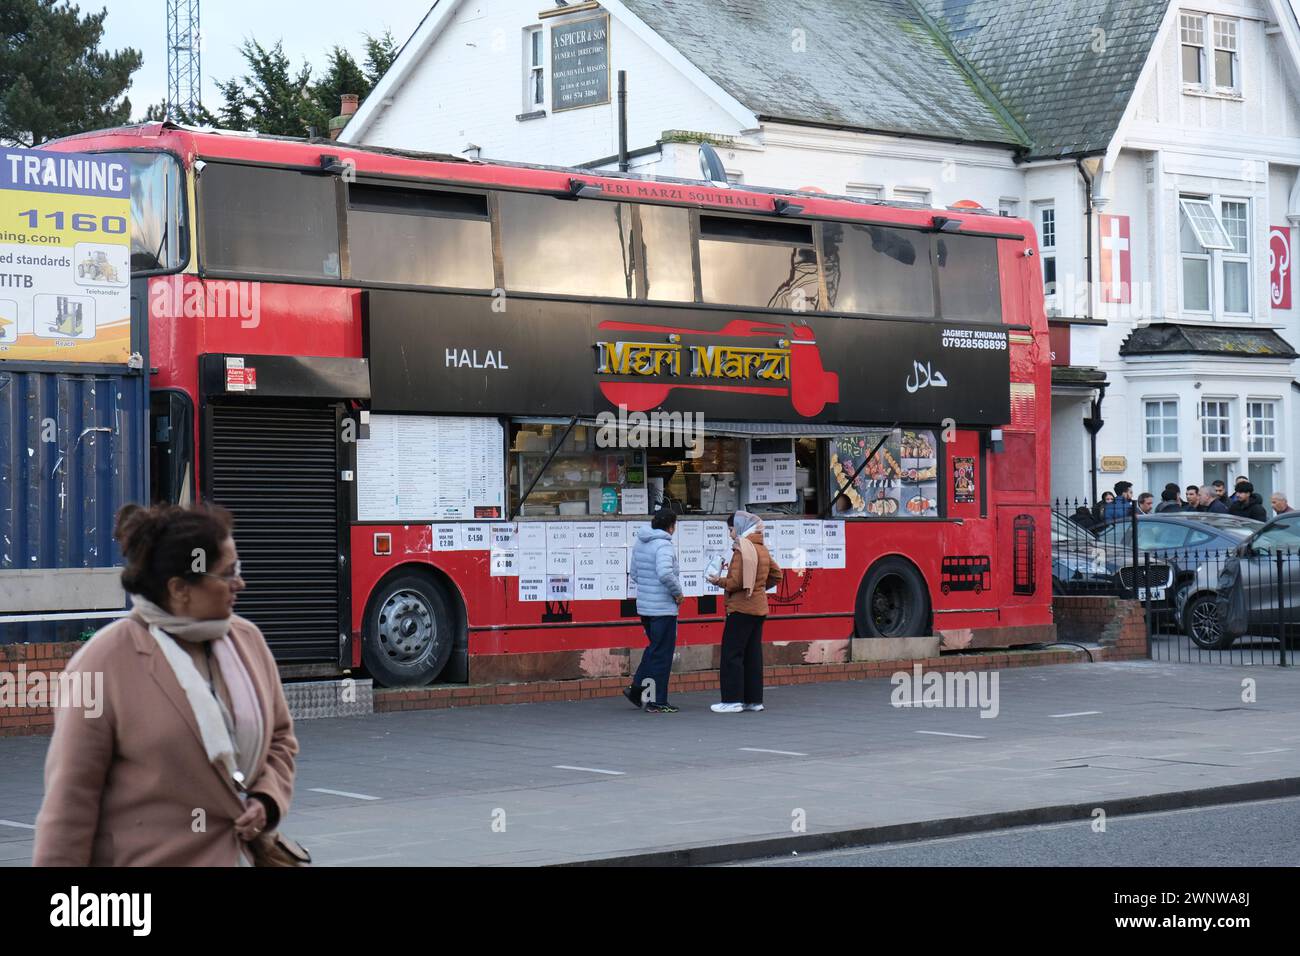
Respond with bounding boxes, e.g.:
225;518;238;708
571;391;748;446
1091;513;1261;614
1180;512;1300;649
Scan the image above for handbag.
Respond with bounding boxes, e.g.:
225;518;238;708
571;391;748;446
232;773;311;867
247;830;312;867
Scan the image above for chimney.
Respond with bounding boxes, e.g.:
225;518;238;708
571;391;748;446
329;94;360;139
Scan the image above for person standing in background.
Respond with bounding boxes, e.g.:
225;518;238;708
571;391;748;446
1271;492;1293;517
707;511;783;714
625;509;684;714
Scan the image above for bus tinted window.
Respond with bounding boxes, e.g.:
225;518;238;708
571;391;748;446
635;204;694;301
699;215;819;310
499;193;633;298
347;184;493;289
821;222;934;317
200;163;341;279
936;234;1001;323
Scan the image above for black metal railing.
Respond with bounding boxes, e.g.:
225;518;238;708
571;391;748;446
1050;498;1291;665
1139;546;1292;666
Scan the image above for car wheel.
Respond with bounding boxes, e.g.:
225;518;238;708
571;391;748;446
1185;593;1232;650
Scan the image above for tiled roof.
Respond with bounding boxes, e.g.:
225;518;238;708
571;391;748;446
619;0;1023;145
1120;324;1299;359
916;0;1169;157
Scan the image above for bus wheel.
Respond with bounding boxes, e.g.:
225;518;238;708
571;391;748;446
363;572;455;687
856;557;930;638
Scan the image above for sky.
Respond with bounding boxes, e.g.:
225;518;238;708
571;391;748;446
96;0;1300;119
99;0;436;116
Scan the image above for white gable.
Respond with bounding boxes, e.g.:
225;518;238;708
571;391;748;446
342;0;753;166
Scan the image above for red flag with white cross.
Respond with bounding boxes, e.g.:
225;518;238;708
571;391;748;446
1099;213;1131;304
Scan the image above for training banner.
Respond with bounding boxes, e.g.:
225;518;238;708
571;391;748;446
0;147;132;363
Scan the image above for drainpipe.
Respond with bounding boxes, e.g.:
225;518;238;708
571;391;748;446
1076;159;1094;321
1076;159;1101;503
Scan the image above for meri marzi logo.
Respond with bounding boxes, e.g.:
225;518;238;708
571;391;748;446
593;318;839;417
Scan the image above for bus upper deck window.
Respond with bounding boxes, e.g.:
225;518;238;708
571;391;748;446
936;234;1002;324
821;222;934;318
199;163;341;279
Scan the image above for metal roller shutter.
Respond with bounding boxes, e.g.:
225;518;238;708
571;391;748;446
208;404;341;662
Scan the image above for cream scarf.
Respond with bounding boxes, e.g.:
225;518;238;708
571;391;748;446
732;511;764;596
130;594;265;785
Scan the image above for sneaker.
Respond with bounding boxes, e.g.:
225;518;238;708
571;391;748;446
742;703;765;712
711;702;744;713
622;686;644;709
645;702;679;714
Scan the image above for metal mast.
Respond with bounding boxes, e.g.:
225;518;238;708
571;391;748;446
166;0;202;118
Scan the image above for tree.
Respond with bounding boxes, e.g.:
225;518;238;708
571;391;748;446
362;31;399;89
140;29;402;136
0;0;142;146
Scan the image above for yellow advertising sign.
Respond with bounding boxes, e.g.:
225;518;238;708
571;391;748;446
0;148;132;363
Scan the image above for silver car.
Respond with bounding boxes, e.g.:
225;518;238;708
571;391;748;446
1178;513;1300;649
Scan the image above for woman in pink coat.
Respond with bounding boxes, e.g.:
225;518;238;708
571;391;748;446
33;503;298;866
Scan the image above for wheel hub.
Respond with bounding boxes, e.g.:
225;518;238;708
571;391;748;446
378;591;436;663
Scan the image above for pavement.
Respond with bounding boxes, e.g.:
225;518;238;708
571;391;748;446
3;659;1300;866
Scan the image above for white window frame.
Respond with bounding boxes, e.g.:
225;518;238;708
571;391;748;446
1035;202;1057;300
1180;197;1233;250
1144;398;1180;454
893;186;932;206
1179;194;1254;319
1180;12;1206;87
1219;198;1250;315
1212;16;1239;92
524;26;545;110
1182;12;1242;94
1200;398;1233;454
998;198;1020;218
846;183;884;201
1246;399;1277;454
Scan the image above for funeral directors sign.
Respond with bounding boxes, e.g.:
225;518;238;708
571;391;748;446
551;14;610;111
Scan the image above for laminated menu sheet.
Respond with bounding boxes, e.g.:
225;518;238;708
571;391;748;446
357;415;505;521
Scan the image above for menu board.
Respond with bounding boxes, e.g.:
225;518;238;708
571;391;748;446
357;415;505;521
748;438;797;503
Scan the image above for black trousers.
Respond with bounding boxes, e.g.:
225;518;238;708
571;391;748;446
719;612;765;705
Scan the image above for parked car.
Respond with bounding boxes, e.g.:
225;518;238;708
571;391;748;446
1051;512;1111;594
1178;512;1300;649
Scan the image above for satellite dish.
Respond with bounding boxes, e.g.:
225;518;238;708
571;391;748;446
698;143;729;185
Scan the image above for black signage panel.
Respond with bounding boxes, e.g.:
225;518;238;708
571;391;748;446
550;14;610;111
365;290;1013;427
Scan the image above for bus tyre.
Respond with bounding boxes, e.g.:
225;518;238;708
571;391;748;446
363;572;455;687
856;557;930;639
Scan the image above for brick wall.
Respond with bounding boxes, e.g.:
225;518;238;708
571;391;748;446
1053;596;1148;659
0;642;84;737
373;645;1114;713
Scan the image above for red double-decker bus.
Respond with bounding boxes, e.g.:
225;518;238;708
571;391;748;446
45;123;1052;687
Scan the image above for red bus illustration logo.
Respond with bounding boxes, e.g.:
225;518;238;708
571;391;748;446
593;318;840;417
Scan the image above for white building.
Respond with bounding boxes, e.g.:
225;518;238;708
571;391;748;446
342;0;1300;510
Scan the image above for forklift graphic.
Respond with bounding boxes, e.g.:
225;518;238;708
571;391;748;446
77;250;120;284
52;296;85;336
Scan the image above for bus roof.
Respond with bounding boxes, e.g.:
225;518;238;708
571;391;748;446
44;123;1028;238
